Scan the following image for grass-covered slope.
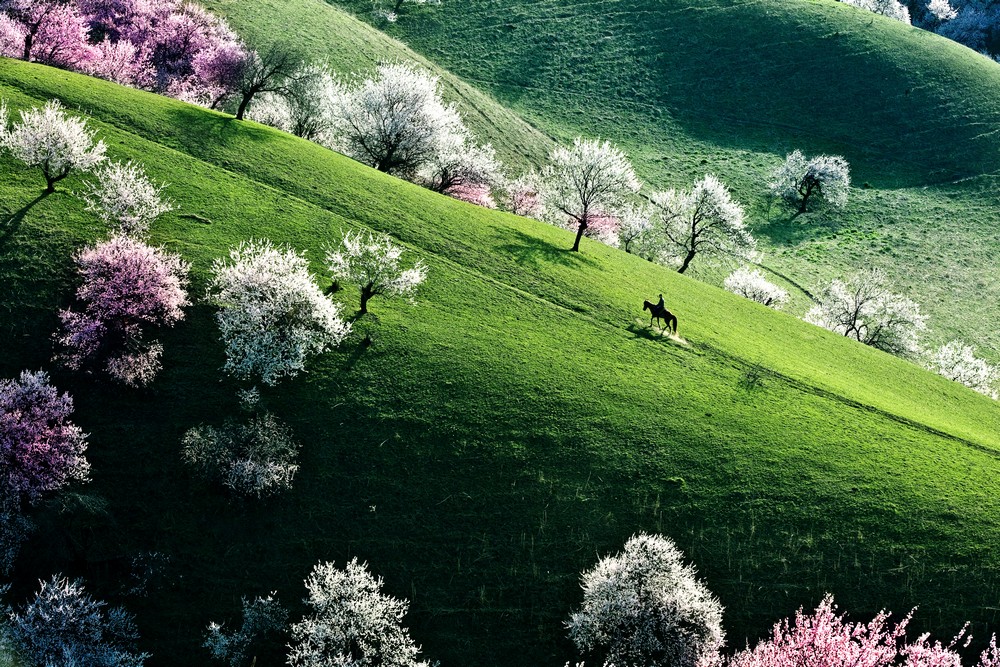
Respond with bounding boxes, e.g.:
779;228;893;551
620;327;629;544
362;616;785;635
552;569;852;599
201;0;554;171
2;60;1000;667
325;0;1000;362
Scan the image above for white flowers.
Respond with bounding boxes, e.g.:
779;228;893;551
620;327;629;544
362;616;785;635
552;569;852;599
208;239;351;385
0;98;106;192
568;533;725;667
327;230;427;315
924;341;998;399
288;558;431;667
805;269;927;359
769;150;850;212
81;160;173;238
725;267;789;309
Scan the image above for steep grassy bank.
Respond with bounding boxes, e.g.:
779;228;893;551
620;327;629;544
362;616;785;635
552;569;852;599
325;0;1000;361
1;60;999;667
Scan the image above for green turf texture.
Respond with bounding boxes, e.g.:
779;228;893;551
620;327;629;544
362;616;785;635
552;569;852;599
319;0;1000;364
2;58;1000;666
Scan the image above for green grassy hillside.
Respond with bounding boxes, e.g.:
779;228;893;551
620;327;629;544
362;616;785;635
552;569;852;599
2;59;1000;667
323;0;1000;362
201;0;554;171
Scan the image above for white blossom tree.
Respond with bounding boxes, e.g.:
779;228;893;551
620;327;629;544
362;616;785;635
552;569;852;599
651;174;756;274
541;137;641;252
208;239;351;385
804;269;927;358
326;230;427;316
329;62;465;178
923;341;998;398
842;0;912;22
769;150;850;213
205;593;287;667
230;40;300;121
81;160;173;238
1;98;106;193
724;267;789;309
420;130;501;195
616;203;660;257
10;574;148;667
927;0;958;20
567;533;725;667
287;558;431;667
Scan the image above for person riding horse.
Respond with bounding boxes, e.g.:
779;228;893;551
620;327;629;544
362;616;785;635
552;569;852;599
643;294;677;334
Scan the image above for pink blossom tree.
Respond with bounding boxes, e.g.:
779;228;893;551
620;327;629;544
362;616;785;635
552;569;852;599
0;370;89;506
728;596;1000;667
55;235;190;386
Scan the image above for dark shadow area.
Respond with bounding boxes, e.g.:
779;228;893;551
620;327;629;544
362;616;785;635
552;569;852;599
495;228;598;269
754;207;842;247
0;190;49;247
164;106;274;155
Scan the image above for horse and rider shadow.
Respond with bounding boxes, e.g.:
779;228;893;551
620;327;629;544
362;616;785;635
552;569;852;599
642;293;677;335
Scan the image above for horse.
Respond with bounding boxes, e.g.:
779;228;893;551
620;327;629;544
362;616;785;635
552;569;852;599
643;300;678;334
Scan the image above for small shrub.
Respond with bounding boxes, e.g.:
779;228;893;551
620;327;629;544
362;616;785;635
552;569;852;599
9;574;148;667
181;413;300;498
205;593;287;667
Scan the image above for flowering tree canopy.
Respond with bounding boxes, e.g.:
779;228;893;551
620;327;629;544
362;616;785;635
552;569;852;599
0;370;89;505
728;595;1000;667
326;230;427;315
724;267;789;309
56;236;190;387
205;592;287;667
287;558;431;667
329;62;465;177
1;0;249;105
10;574;148;667
652;174;756;273
804;268;926;358
1;98;106;192
541;137;641;252
182;412;301;498
420;130;501;195
769;150;850;213
208;239;351;385
81;160;173;237
923;341;998;399
567;532;725;667
501;170;543;219
842;0;912;22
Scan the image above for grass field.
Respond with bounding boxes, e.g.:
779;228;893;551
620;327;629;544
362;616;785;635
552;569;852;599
2;58;1000;667
320;0;1000;363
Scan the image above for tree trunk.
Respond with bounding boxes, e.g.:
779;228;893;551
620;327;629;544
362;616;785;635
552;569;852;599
235;92;253;120
676;248;696;274
23;32;33;61
358;285;375;316
571;221;587;252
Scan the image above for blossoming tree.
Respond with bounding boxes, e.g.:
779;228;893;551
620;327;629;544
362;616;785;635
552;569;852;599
326;230;427;316
208;239;351;385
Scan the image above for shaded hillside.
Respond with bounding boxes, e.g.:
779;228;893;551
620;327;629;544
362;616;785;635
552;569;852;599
1;60;1000;667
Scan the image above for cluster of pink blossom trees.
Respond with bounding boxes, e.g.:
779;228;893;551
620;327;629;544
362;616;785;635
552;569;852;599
0;0;246;104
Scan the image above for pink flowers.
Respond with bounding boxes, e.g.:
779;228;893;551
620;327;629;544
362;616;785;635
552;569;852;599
1;0;248;105
0;370;89;505
55;235;190;386
729;596;1000;667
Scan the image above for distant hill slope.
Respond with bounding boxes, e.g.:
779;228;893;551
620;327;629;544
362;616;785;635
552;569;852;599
202;0;554;170
2;60;1000;667
324;0;1000;362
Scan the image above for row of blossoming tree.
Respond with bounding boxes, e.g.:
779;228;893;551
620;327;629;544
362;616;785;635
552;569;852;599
0;95;430;665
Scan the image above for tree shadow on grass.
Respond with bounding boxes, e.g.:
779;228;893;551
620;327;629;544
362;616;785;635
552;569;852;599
755;205;842;247
163;106;276;155
495;228;598;269
0;190;49;247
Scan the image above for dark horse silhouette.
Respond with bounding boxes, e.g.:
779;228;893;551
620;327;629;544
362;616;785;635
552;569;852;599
643;300;677;334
